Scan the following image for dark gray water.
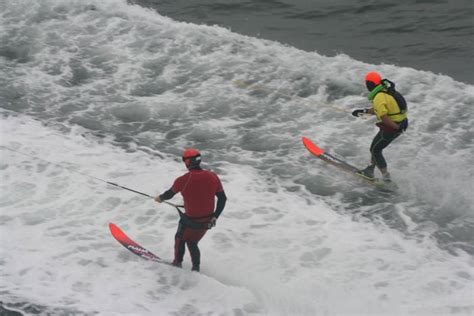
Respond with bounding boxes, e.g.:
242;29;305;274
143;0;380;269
133;0;474;84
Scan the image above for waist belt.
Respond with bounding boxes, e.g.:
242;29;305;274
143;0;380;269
376;118;408;134
175;207;212;230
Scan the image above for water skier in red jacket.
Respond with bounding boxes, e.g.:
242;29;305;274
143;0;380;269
155;149;227;272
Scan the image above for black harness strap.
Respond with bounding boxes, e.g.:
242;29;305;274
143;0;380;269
380;79;408;116
174;206;211;230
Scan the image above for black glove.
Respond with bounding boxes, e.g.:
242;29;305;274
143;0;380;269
352;108;369;117
207;217;217;229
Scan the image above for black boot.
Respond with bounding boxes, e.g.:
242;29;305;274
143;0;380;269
357;165;375;180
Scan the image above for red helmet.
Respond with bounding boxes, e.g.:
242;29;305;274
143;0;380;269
365;71;382;91
365;72;382;85
182;148;201;168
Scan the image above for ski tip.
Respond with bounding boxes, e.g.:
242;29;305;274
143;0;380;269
109;222;140;248
302;137;325;156
109;222;127;241
109;222;118;232
109;223;123;236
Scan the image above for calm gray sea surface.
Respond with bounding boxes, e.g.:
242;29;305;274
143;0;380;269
133;0;474;84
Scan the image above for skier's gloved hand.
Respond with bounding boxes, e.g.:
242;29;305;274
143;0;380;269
208;217;217;229
154;195;162;203
352;108;369;117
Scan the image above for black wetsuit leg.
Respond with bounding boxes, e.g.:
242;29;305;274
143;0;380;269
370;130;400;169
186;242;200;270
173;222;186;264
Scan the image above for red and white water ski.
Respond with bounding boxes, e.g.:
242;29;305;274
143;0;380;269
302;136;386;186
109;223;172;265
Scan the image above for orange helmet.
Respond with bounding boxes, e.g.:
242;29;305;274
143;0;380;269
365;71;382;91
182;148;201;168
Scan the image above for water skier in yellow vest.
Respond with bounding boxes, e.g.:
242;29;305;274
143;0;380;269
352;72;408;182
